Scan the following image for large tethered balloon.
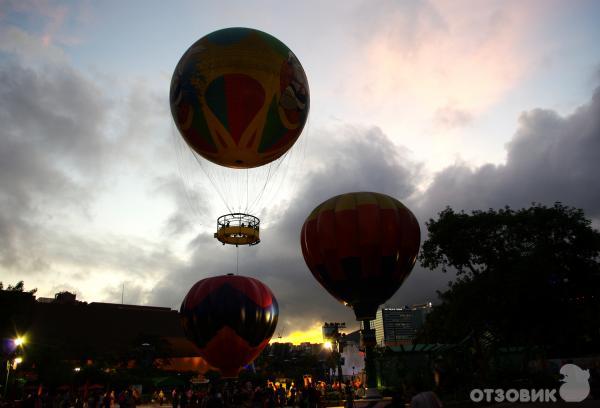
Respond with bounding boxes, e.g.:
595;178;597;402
170;27;310;169
300;192;421;321
180;274;278;377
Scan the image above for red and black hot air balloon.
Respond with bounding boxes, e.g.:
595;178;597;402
300;192;421;321
180;274;278;377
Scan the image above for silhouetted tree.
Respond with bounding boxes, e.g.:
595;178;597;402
0;281;36;346
0;280;37;294
417;203;600;357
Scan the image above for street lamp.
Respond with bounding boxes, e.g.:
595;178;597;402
4;336;26;398
322;322;346;386
4;356;23;398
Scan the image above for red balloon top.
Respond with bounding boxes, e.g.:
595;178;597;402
300;192;420;321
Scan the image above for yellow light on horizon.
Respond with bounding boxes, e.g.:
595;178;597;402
323;341;333;350
271;322;326;345
14;336;25;346
271;321;359;345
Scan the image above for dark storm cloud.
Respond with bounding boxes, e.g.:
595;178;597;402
147;126;429;333
0;59;182;286
46;231;182;280
0;62;108;270
154;175;211;237
0;63;109;173
102;280;147;305
374;84;600;308
419;85;600;220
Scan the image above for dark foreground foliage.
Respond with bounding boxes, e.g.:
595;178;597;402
417;203;600;356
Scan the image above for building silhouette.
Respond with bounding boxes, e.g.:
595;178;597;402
373;303;432;346
1;290;207;373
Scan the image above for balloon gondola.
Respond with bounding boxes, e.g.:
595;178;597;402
180;274;278;378
214;213;260;246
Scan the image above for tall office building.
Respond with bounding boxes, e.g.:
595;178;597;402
373;303;432;346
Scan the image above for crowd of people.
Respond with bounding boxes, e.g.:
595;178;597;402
0;387;140;408
155;380;322;408
1;378;443;408
152;379;441;408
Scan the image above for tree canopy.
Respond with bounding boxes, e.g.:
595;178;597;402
0;280;37;294
416;203;600;357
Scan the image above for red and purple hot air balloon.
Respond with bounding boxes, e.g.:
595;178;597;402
180;274;278;378
300;192;421;321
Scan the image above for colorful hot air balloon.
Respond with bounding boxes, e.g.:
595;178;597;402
180;274;278;378
170;27;310;246
170;27;310;169
300;192;421;321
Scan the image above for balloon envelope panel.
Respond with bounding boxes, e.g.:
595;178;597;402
180;275;278;377
170;27;310;169
300;192;420;321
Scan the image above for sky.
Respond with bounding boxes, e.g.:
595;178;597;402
1;0;600;344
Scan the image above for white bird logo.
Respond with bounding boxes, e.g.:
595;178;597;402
559;364;590;402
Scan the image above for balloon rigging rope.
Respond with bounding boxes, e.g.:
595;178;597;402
246;164;272;214
171;126;205;224
246;126;310;216
173;128;309;218
191;151;234;214
252;165;273;214
286;116;312;202
247;155;285;215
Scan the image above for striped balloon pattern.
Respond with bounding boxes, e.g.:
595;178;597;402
300;192;421;321
180;275;278;377
170;27;309;169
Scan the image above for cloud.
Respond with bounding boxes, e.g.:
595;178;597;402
101;280;148;305
0;26;68;65
0;63;110;173
344;0;546;126
153;175;211;237
419;85;600;220
433;105;472;129
1;1;86;48
0;61;108;269
0;56;183;300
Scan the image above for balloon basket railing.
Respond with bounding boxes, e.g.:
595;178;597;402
214;213;260;246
